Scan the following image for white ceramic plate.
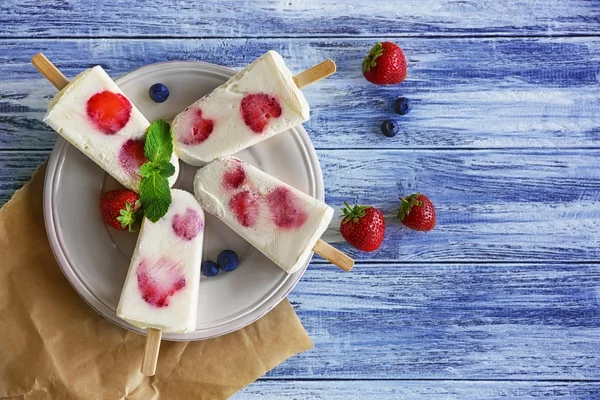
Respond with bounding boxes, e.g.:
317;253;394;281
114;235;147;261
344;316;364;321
44;61;324;341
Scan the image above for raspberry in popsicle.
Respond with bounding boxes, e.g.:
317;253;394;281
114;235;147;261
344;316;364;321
240;93;282;134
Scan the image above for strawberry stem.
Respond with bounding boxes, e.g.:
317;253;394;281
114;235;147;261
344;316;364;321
341;202;370;224
117;201;139;232
398;193;423;221
362;42;384;73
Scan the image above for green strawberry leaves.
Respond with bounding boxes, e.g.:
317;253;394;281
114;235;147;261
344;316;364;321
398;193;424;221
116;200;141;232
139;120;175;223
362;42;384;73
341;202;371;224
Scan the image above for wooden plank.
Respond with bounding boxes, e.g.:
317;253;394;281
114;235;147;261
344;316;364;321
318;149;600;262
5;149;600;263
237;380;600;399
2;154;600;379
270;263;600;380
0;0;598;37
0;151;46;203
2;38;600;150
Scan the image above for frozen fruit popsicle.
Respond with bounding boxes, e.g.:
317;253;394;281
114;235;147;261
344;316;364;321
117;189;205;375
194;157;353;273
171;51;335;166
32;54;179;192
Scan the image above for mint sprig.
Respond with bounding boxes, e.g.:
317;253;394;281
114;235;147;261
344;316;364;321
144;120;173;163
140;120;175;223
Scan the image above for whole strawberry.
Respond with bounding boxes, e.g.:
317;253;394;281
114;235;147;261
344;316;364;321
340;203;385;252
100;189;141;231
398;193;436;231
362;42;407;85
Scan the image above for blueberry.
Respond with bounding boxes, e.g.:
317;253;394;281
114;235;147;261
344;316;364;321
217;250;239;272
381;119;399;137
201;260;219;277
149;83;169;103
394;97;412;115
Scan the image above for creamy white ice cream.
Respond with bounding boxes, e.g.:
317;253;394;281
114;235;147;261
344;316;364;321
194;157;332;274
172;51;310;166
117;189;204;333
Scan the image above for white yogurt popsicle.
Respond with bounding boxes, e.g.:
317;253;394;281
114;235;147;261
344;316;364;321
43;65;179;192
194;157;333;274
172;51;310;166
117;189;204;333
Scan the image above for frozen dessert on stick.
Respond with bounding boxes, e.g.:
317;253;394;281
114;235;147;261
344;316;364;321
171;51;335;166
117;189;205;375
32;53;179;192
194;157;353;273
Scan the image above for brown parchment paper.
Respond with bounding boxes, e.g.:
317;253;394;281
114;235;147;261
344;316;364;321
0;164;313;400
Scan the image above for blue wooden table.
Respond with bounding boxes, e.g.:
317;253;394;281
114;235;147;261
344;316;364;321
2;1;600;398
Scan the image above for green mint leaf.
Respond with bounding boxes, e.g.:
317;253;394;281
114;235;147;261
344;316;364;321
154;161;176;178
144;120;173;163
140;173;171;223
139;160;176;179
139;162;155;178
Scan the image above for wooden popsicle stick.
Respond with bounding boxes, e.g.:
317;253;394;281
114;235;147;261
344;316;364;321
141;328;162;376
31;53;70;90
313;239;354;272
293;59;336;89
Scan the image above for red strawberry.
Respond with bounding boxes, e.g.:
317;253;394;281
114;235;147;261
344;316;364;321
362;42;407;85
100;189;141;231
340;203;385;252
398;193;436;231
240;93;282;134
86;91;132;135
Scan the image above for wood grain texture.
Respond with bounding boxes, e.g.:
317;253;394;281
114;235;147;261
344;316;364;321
5;149;600;264
0;152;46;201
3;1;600;394
0;0;598;38
1;38;600;150
236;380;600;399
272;264;600;380
318;149;600;262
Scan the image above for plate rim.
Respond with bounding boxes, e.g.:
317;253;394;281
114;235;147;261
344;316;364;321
43;60;325;341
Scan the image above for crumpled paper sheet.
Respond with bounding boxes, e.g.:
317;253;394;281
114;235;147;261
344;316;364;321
0;163;313;399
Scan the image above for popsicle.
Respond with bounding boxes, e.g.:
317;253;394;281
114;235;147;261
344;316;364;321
32;53;179;192
194;157;353;273
117;189;205;375
171;51;335;166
